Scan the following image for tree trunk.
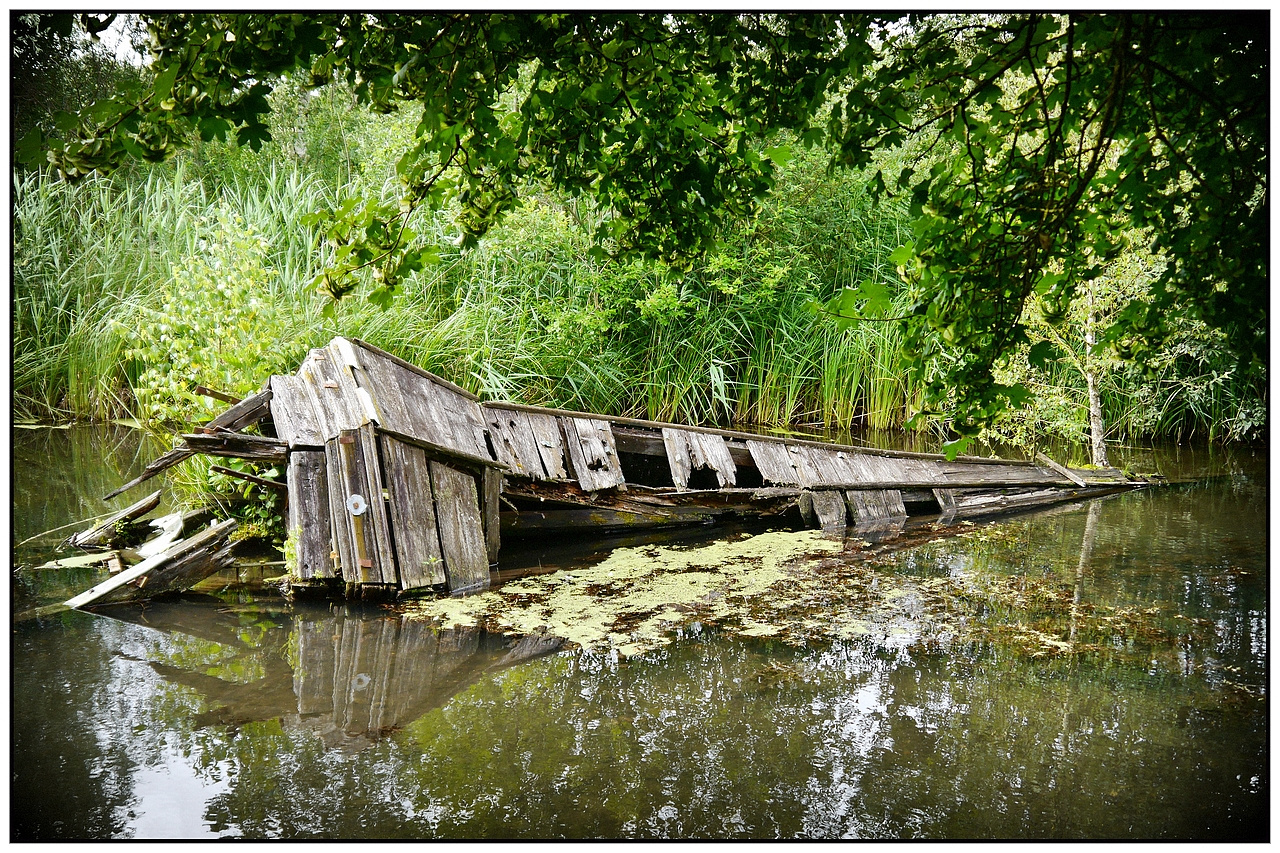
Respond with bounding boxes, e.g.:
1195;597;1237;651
1084;287;1109;468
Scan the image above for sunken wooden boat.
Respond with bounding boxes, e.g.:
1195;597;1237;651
77;336;1146;604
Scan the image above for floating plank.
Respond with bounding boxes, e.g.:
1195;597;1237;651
269;375;324;447
68;489;161;549
527;411;569;479
64;519;238;609
379;435;446;589
35;550;129;570
134;512;187;558
561;417;626;492
948;486;1094;518
430;462;490;593
287;450;334;580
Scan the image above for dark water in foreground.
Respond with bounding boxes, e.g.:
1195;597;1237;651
10;427;1269;839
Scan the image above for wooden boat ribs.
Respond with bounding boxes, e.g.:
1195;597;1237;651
92;335;1148;601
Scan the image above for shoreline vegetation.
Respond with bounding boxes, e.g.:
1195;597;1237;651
14;67;1264;477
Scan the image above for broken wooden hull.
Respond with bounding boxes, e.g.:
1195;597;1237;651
89;336;1147;602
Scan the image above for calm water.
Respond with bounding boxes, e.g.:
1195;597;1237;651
10;427;1269;839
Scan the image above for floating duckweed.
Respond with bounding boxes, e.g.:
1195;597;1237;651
400;530;842;655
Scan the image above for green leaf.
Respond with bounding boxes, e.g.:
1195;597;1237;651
762;145;792;167
1027;340;1057;369
941;436;971;461
152;63;181;102
1034;271;1065;295
888;243;915;266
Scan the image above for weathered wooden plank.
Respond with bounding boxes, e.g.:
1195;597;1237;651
784;444;824;488
527;411;569;479
375;425;507;473
932;487;958;521
949;486;1093;518
482;466;502;564
486;399;1042;467
845;489;907;525
430;462;491;593
64;519;238;609
328;338;382;428
180;432;289;463
1035;451;1088;487
746;440;801;486
102;447;194;500
486;408;546;478
268;375;325;448
350;338;481;401
662;428;694;490
379;435;446;589
287;450;334;580
938;460;1069;486
426;379;491;461
809;489;848;537
68;489;162;549
198;388;273;434
352;345;422;439
684;431;737;488
364;350;490;461
324;439;354;580
299;348;363;440
328;427;395;586
561;417;626;492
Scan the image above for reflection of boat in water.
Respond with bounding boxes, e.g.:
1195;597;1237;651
103;599;562;752
77;336;1147;606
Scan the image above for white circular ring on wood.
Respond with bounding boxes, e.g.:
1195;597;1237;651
352;672;371;690
346;494;368;516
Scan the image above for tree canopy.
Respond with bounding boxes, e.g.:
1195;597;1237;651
18;12;1266;448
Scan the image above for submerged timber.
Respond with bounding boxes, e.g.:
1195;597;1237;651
69;336;1146;607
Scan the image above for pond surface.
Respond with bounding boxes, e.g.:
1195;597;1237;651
10;427;1268;839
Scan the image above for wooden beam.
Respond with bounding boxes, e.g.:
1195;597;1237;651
194;385;242;405
68;489;162;549
181;432;289;463
1035;451;1088;487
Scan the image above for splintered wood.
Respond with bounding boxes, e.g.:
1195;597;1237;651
662;428;736;490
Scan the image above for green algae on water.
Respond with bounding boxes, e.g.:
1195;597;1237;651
401;530;843;656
